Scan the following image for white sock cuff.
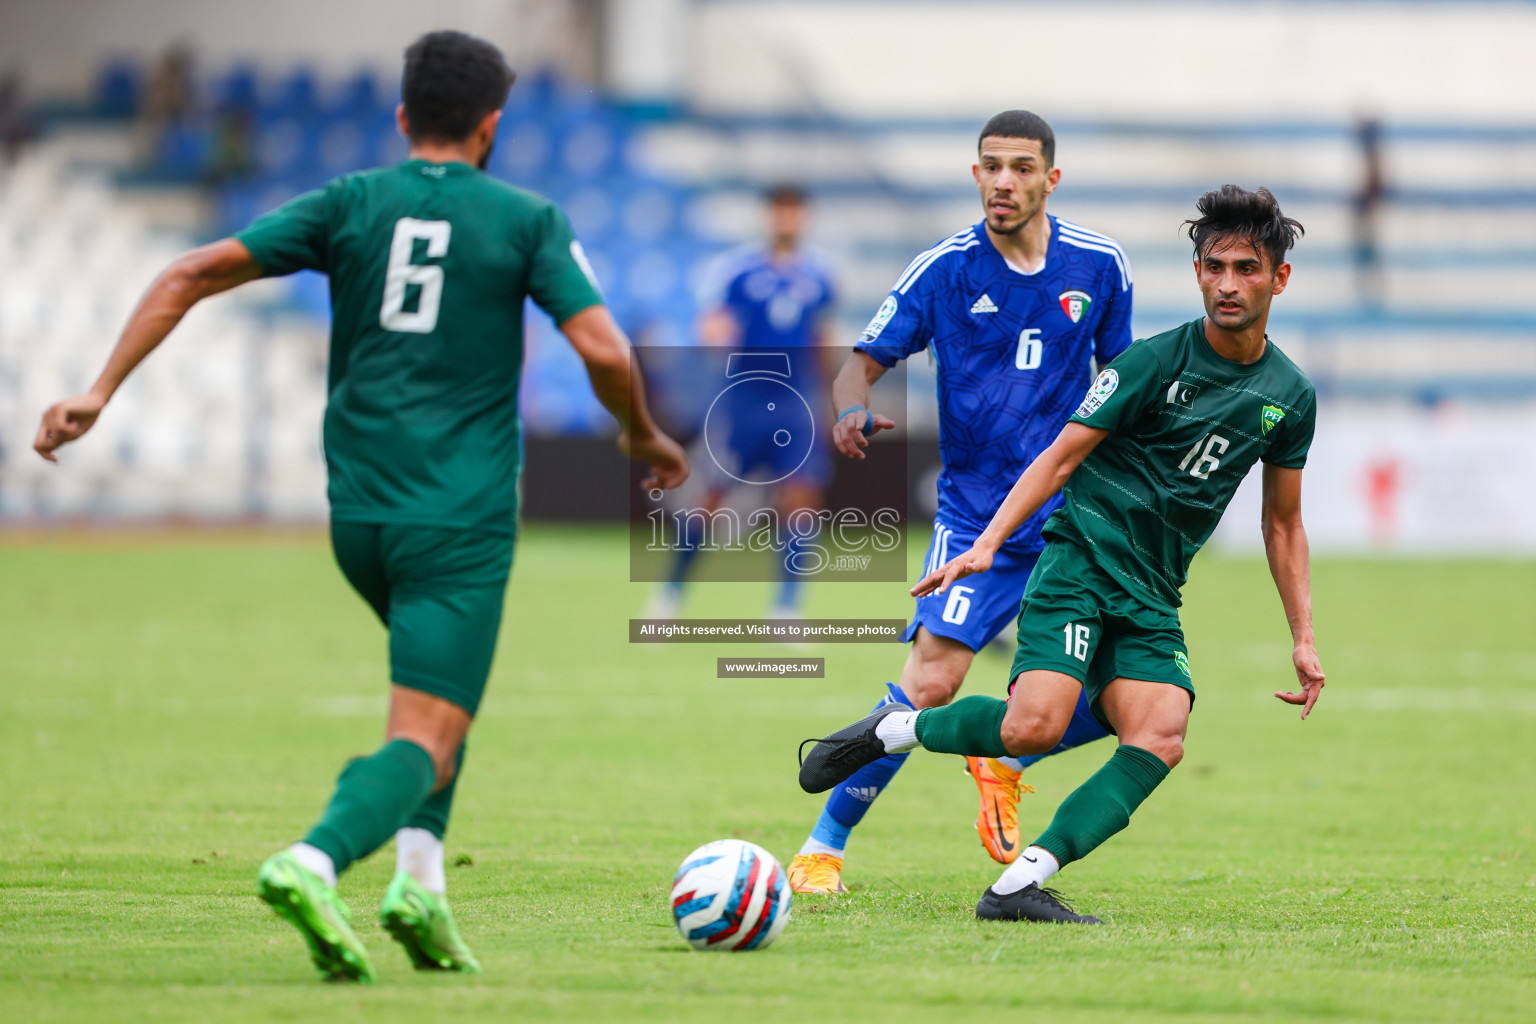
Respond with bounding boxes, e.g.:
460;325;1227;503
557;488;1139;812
288;842;337;888
874;710;920;753
991;845;1060;895
395;827;447;895
797;838;844;858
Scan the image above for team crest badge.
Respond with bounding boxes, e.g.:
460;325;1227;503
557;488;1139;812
1261;405;1286;436
861;296;899;342
1075;368;1119;417
1058;289;1092;323
1174;651;1191;678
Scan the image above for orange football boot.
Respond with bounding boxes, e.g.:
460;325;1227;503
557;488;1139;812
965;756;1035;864
787;853;848;894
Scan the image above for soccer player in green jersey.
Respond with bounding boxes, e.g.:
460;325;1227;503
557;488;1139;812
32;32;687;979
798;185;1325;924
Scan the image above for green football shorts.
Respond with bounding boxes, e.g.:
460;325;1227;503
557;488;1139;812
330;521;514;716
1009;536;1193;732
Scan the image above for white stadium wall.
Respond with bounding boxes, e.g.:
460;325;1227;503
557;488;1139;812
4;0;1536;119
1213;406;1536;555
686;1;1536;119
0;0;585;95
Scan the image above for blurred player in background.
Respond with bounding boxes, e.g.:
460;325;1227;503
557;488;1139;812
33;31;686;981
799;185;1323;923
789;111;1130;894
647;185;837;619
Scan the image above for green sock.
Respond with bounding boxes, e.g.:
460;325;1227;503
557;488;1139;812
404;743;465;840
1033;745;1171;867
304;739;436;874
913;695;1010;758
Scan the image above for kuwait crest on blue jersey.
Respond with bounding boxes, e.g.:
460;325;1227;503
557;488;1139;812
1058;289;1092;323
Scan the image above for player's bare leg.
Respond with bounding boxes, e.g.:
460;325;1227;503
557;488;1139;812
1096;677;1189;772
789;629;970;893
978;676;1188;923
895;627;974;710
259;685;474;979
798;669;1118;923
966;669;1080;867
996;671;1082;755
376;687;482;971
900;630;1038;864
385;685;473;785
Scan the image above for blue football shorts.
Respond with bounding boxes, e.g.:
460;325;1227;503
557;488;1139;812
702;397;833;491
904;519;1040;653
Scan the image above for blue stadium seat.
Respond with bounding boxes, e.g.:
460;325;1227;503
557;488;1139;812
491;119;553;181
94;59;141;118
330;70;381;118
253;118;312;177
157;124;210;179
563;187;617;241
215;65;259;115
261;68;319;121
317;119;368;174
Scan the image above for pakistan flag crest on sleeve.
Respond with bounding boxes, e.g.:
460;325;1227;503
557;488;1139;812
1261;404;1286;435
1058;289;1092;323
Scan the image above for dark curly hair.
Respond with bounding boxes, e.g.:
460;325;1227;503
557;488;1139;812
978;110;1055;167
1184;185;1304;271
402;31;515;143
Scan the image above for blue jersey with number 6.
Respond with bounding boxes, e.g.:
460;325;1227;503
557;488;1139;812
855;216;1132;552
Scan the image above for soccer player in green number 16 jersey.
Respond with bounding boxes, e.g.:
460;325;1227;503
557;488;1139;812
798;185;1325;923
33;32;687;980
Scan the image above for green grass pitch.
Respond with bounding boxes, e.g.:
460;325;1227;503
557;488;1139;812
2;526;1534;1022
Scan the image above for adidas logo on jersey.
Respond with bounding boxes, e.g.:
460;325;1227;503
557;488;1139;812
970;294;998;314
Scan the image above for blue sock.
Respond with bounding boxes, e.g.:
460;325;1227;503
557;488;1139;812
801;684;913;855
774;534;810;610
667;517;705;586
1002;689;1114;770
808;804;853;851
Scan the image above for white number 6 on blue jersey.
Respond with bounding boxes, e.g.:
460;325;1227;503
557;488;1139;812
941;585;975;624
1015;328;1042;370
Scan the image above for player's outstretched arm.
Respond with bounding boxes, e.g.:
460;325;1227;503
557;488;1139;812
33;238;263;462
829;350;896;460
559;305;688;491
1262;464;1325;719
912;422;1107;597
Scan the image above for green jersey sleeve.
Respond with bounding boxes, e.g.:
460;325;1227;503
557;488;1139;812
1069;340;1166;433
527;204;604;325
235;185;337;276
1261;388;1317;469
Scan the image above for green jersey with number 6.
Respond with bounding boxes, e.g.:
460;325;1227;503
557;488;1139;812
236;159;604;533
1047;317;1316;609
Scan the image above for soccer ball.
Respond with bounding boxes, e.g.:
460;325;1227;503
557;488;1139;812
670;839;791;951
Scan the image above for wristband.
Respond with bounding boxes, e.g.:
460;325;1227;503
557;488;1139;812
837;404;876;438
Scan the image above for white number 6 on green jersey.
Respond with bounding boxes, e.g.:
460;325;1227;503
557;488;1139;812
380;217;451;333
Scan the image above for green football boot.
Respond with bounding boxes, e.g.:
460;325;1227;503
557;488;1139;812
257;851;378;983
379;872;482;973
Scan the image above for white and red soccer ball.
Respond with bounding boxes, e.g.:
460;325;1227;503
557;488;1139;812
670;840;791;951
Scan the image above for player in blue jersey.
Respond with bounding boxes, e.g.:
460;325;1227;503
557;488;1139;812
649;185;838;619
788;111;1131;894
